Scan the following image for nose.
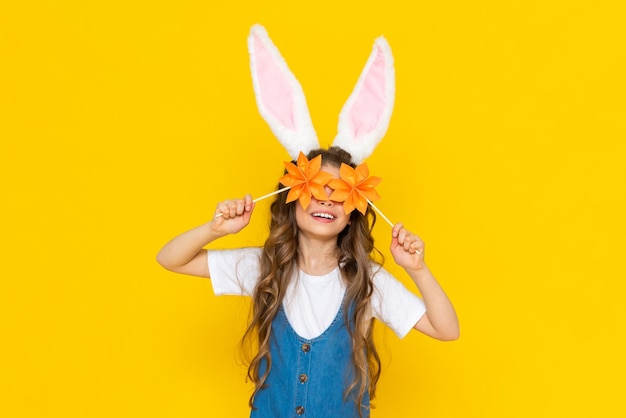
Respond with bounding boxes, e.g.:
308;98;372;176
319;199;333;207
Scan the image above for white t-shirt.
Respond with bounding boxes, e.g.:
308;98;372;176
207;247;426;340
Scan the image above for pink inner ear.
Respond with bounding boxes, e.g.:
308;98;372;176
349;45;386;138
254;36;296;130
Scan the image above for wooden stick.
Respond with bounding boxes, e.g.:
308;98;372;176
368;199;422;254
214;186;291;218
252;186;291;203
367;199;394;228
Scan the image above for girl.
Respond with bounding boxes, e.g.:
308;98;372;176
156;146;459;417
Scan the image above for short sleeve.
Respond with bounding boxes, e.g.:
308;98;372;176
207;247;262;296
370;265;426;339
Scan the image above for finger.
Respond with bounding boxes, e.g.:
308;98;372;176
215;201;229;219
406;235;420;252
392;222;404;238
397;228;408;246
235;199;246;216
408;242;420;254
228;201;239;218
403;234;414;251
216;200;238;219
244;194;253;211
410;240;424;255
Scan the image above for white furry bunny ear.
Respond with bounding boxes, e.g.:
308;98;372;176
248;24;320;160
332;36;396;164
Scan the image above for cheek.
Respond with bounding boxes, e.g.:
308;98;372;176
294;204;306;225
338;211;351;227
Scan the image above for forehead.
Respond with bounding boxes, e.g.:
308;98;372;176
320;164;340;177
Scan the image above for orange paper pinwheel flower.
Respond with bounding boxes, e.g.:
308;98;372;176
279;152;334;210
328;163;382;215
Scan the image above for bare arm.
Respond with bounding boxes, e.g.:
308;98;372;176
390;223;460;341
156;195;254;278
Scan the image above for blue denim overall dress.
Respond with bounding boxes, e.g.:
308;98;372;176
251;302;369;418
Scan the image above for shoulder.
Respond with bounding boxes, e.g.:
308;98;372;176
369;261;395;286
368;261;417;304
207;247;263;276
367;261;427;338
208;247;263;296
209;246;262;261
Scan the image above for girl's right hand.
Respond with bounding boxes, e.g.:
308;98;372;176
211;194;254;236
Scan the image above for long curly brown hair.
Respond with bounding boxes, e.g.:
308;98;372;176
242;146;382;416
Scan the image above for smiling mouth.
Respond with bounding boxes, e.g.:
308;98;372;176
311;212;335;220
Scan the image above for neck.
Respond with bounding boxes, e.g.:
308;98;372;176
297;235;340;276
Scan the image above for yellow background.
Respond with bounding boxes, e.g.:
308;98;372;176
2;1;625;417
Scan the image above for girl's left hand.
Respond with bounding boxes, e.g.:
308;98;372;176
390;223;425;272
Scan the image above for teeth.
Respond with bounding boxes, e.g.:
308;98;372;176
312;212;335;220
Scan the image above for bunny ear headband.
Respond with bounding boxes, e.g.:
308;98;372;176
245;24;396;226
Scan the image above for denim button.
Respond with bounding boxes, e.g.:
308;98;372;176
299;373;308;383
301;343;311;353
296;405;305;415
